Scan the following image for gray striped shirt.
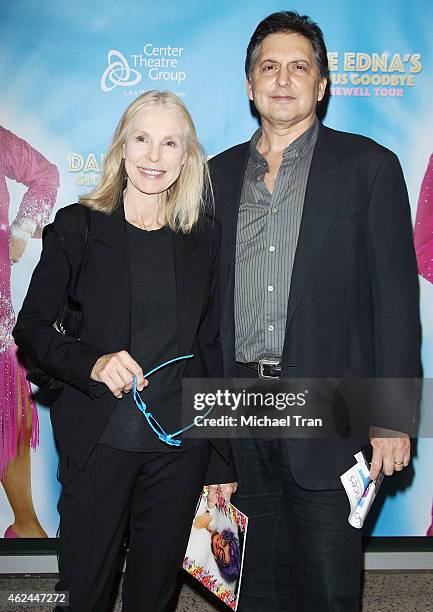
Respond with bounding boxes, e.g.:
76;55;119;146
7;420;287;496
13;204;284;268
234;119;319;362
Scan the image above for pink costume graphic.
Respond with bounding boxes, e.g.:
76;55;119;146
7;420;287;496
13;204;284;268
0;126;58;537
413;154;433;537
427;505;433;537
414;154;433;283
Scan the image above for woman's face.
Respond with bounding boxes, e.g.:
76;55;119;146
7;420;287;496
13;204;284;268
211;532;231;566
122;105;187;199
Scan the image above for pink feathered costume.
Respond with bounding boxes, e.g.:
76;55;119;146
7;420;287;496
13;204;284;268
0;126;58;477
414;154;433;283
413;155;433;537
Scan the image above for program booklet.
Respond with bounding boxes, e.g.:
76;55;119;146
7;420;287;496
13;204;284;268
340;450;384;528
183;489;248;610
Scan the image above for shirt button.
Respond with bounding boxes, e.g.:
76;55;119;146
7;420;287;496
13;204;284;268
267;285;274;292
269;246;275;252
268;325;274;331
272;207;277;213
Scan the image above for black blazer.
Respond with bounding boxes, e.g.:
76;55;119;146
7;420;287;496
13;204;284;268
13;203;234;483
210;123;421;489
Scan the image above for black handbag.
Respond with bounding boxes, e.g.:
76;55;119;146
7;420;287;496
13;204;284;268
26;206;91;389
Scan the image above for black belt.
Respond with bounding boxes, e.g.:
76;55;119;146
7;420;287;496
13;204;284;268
238;358;281;379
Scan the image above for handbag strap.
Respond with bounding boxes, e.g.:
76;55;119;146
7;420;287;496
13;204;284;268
45;206;90;296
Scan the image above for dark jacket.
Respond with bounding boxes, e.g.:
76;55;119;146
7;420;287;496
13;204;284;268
13;203;234;483
210;123;421;489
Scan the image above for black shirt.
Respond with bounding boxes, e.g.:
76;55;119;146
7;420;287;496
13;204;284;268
99;223;197;452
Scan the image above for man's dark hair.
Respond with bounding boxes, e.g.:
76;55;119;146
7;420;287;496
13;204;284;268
245;11;329;81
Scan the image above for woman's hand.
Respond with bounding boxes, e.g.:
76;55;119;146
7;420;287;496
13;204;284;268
90;350;147;398
9;235;27;263
207;482;238;506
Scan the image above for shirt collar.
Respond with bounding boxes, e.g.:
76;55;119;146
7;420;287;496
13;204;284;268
249;117;319;169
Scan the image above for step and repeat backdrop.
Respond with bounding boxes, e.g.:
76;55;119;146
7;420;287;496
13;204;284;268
1;0;432;540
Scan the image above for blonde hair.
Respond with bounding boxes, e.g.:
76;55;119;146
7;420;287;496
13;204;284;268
79;90;211;233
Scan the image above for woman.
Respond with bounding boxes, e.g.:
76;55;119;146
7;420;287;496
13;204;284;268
13;91;235;611
0;125;58;539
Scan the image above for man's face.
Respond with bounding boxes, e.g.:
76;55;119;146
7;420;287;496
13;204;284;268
247;32;327;130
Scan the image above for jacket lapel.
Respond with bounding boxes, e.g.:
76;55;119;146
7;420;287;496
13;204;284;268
90;204;211;354
217;145;250;353
173;229;208;355
90;205;131;347
284;125;342;334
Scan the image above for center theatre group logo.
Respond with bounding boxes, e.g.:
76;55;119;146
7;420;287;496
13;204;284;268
100;45;186;94
100;50;142;92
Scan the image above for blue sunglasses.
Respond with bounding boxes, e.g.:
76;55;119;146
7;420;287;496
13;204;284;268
132;354;214;446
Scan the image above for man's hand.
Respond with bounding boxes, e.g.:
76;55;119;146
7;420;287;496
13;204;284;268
9;235;27;263
369;426;410;480
207;482;238;506
90;350;147;398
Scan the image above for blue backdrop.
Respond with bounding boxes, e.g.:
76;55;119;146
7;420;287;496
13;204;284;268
1;0;432;538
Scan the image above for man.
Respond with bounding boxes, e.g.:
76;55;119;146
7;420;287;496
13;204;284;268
210;11;421;611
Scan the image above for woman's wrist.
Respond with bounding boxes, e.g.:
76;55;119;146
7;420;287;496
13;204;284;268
11;218;37;240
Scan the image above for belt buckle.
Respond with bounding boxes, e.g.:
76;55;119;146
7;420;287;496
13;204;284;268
258;358;280;380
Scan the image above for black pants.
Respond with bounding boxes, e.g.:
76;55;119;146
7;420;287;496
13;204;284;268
233;365;362;611
234;439;362;611
56;442;209;612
